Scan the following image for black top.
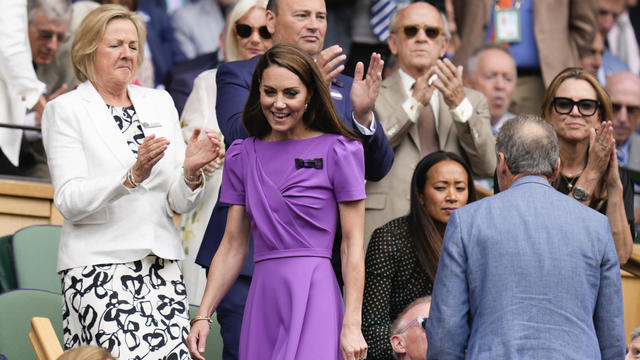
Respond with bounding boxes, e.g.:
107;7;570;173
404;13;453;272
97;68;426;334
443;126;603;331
555;167;635;238
362;216;433;360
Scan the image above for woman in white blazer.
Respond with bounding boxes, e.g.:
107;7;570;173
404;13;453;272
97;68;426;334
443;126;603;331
41;5;221;359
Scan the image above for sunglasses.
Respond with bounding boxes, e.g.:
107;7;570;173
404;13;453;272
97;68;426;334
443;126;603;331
36;29;70;43
395;317;428;334
395;25;443;39
552;97;600;117
612;102;640;117
235;23;271;40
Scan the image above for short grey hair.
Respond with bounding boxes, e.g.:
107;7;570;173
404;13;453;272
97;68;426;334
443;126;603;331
495;114;559;178
388;6;451;39
390;296;431;359
28;0;72;24
466;43;515;78
631;326;640;341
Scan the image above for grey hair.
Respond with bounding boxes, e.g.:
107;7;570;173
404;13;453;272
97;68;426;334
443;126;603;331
632;326;640;341
388;6;451;39
28;0;71;24
495;114;559;178
466;43;515;78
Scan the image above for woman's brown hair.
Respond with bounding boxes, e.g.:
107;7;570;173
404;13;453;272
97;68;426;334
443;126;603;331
542;67;613;210
242;43;358;141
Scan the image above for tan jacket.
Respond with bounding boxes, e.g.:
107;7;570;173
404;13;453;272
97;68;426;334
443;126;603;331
453;0;597;86
364;70;495;247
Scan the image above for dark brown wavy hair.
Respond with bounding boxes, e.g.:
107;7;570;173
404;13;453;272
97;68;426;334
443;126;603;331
242;43;358;141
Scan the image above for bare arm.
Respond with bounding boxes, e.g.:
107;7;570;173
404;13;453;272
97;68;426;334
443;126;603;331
339;200;368;360
573;123;632;264
186;205;250;360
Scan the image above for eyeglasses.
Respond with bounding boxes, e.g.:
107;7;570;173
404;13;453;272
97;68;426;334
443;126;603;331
235;23;271;40
395;317;428;334
36;29;70;43
612;102;640;117
552;97;600;117
394;25;443;39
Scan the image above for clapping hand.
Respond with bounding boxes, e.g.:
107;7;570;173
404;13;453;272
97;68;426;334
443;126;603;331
351;52;384;128
183;128;222;178
431;58;465;109
316;45;347;87
587;121;615;178
412;67;437;106
132;134;170;183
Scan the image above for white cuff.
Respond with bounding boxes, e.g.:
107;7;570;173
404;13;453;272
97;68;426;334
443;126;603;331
451;97;472;123
352;112;377;135
402;96;424;123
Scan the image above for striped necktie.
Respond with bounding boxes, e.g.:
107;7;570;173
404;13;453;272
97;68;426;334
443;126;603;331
371;0;396;42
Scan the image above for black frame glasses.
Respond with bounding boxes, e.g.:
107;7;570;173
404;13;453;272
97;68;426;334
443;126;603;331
235;23;271;40
36;29;70;43
395;25;443;39
395;317;428;334
552;97;600;117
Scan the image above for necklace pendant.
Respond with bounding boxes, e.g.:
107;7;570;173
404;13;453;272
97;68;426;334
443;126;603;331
568;183;573;191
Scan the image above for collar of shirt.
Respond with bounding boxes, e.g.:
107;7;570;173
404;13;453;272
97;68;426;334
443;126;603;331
617;138;631;166
398;67;441;123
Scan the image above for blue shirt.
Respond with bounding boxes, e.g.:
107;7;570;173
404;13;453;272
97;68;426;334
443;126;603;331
486;0;540;68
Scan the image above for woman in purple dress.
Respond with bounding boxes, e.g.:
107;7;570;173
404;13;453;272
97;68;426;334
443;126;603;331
187;43;369;360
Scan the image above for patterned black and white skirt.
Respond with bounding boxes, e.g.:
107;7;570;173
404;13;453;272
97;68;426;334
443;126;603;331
61;255;191;360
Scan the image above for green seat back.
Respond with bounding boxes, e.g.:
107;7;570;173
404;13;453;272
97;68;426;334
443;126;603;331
12;225;62;293
189;305;224;360
0;289;63;359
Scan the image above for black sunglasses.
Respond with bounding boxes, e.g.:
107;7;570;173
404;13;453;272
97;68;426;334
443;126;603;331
612;102;640;117
395;25;443;39
552;97;600;117
235;23;271;40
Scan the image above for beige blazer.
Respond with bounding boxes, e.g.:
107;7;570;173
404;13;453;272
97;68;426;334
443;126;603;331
453;0;597;86
364;70;495;246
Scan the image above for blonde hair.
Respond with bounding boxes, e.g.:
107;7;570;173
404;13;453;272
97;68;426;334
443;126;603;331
225;0;268;62
57;345;115;360
71;4;146;82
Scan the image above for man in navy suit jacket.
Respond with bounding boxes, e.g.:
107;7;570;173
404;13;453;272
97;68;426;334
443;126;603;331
427;115;625;359
194;0;394;358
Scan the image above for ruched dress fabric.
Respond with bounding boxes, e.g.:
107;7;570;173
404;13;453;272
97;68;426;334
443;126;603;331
219;133;366;360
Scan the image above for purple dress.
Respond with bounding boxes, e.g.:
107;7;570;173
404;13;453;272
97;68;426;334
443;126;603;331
219;133;366;360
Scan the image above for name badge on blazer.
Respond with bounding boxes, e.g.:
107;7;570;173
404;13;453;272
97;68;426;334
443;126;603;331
330;88;343;101
142;122;162;129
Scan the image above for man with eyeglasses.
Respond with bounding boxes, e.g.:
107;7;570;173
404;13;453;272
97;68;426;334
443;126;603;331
1;0;71;178
390;297;430;360
194;0;394;358
364;1;494;246
605;71;640;234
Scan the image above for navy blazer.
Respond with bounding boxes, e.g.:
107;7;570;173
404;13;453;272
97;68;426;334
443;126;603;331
426;176;625;360
195;55;394;272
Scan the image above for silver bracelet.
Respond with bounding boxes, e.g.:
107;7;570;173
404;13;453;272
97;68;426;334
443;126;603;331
127;167;139;188
183;168;204;186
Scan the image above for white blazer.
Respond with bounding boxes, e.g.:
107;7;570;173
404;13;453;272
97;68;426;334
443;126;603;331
42;82;203;271
0;0;46;165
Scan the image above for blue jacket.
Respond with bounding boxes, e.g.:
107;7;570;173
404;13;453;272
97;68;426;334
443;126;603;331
427;175;625;360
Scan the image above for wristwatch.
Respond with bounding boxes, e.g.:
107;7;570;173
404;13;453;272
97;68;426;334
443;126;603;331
572;186;592;202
